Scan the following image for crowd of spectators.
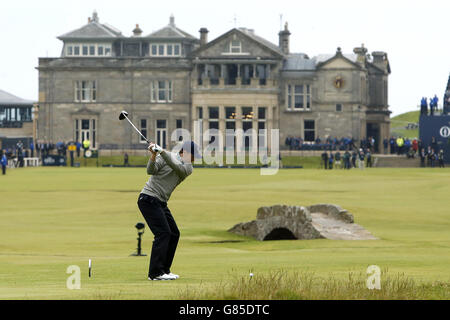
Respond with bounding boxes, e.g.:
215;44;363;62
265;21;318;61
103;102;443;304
285;136;358;151
321;148;372;170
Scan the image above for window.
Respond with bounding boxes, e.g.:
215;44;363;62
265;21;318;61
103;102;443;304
150;80;173;103
75;81;97;102
304;120;315;142
140;119;147;143
226;107;236;119
258;107;266;119
158;81;166;101
208;120;219;144
68;43;111;56
149;43;182;57
242;107;253;119
208;107;219;119
176;119;183;141
287;84;311;110
156;120;167;149
197;107;203;119
294;85;304;108
258;107;266;148
74;118;97;148
336;104;343;112
230;40;241;53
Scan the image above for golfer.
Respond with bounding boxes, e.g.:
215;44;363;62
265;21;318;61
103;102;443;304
137;141;200;281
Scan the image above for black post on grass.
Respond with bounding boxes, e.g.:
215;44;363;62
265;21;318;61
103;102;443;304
130;222;147;256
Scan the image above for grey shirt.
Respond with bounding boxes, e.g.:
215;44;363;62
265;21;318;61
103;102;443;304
141;151;193;202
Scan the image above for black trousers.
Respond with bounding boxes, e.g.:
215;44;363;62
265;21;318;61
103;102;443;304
1;165;5;175
137;194;180;278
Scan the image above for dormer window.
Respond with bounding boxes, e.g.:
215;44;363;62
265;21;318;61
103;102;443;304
66;43;112;57
230;40;241;53
150;43;181;57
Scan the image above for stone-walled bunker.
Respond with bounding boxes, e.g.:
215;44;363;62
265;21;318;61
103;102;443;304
228;204;377;241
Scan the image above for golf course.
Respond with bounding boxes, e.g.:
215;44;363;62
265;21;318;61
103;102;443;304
1;166;449;299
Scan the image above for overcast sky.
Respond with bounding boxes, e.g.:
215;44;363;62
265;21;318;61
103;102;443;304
0;0;448;116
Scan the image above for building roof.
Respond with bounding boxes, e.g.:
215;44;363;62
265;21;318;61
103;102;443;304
58;11;122;40
312;53;358;64
283;53;315;70
238;28;283;55
146;16;197;40
0;89;34;106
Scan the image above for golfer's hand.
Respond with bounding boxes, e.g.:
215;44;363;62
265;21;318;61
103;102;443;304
148;143;162;154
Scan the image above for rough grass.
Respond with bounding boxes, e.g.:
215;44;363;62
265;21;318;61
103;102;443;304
179;270;449;300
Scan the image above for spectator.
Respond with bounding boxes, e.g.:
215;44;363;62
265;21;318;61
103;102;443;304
358;148;365;170
412;138;419;155
396;137;404;155
76;141;81;157
1;150;7;175
419;148;426;167
438;149;445;168
30;141;35;158
407;147;415;159
335;151;342;169
351;150;357;168
343;150;351;169
428;148;435;167
366;149;372;168
328;152;334;170
383;138;388;154
321;151;328;170
389;136;396;154
124;152;129;167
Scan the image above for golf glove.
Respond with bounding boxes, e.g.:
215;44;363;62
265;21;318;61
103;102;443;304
149;143;162;154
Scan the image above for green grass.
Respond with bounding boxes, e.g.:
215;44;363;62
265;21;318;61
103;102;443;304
390;110;420;138
74;155;322;169
0;167;449;299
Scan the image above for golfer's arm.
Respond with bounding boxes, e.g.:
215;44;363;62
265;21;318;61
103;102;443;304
146;155;161;175
160;151;190;179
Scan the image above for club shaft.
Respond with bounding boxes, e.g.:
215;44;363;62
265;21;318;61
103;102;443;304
124;115;149;143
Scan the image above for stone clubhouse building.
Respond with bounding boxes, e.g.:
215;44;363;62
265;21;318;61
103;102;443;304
37;11;391;154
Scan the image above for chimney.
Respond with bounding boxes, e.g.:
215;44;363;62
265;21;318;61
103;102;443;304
372;51;388;71
133;24;143;37
199;28;209;46
92;10;99;23
169;14;175;26
88;17;91;23
278;22;291;54
353;44;368;66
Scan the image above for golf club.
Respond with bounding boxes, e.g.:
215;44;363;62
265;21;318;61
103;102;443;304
119;110;150;144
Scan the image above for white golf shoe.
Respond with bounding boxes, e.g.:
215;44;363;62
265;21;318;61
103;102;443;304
167;273;179;279
149;273;177;281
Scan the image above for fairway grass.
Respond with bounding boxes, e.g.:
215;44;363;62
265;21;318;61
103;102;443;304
0;167;449;299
